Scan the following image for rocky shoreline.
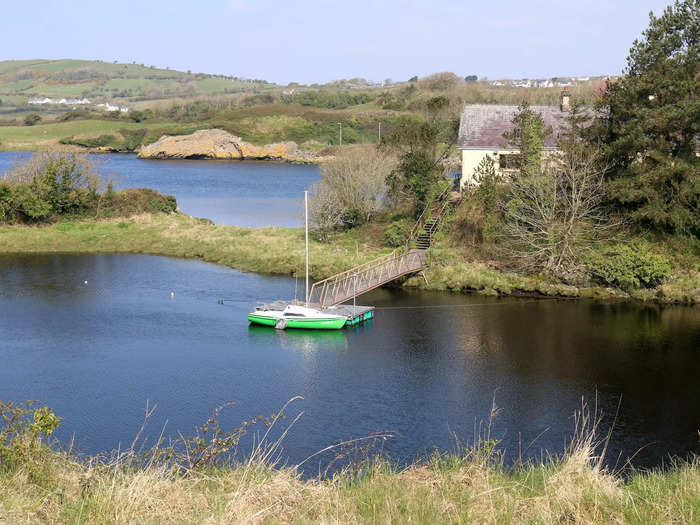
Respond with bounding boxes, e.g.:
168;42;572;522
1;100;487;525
137;129;332;163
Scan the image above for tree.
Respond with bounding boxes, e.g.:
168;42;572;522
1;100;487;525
464;75;478;82
595;0;699;235
500;107;609;278
309;147;396;235
1;153;101;222
420;72;460;91
382;96;459;213
503;103;551;177
24;114;42;126
454;154;502;244
409;76;418;82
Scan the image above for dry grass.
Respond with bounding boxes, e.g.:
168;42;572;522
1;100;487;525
0;428;697;524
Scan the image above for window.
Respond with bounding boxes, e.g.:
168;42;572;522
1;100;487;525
499;154;521;171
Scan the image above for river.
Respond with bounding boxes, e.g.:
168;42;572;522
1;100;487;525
0;153;698;473
0;152;320;227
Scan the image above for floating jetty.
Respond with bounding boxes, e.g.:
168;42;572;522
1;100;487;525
248;189;455;330
256;301;374;328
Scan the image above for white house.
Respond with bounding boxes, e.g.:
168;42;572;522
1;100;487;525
457;90;576;188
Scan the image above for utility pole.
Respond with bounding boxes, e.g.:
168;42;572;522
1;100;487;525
378;122;381;143
339;122;343;146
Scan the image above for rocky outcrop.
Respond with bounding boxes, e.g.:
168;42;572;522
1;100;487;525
137;129;322;162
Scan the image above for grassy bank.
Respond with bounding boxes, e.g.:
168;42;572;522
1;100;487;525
0;404;697;524
0;214;389;280
1;213;698;304
2;448;697;523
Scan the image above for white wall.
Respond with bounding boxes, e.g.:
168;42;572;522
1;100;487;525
459;149;516;188
459;148;560;188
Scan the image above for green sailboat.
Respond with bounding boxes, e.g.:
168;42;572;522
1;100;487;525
247;191;348;330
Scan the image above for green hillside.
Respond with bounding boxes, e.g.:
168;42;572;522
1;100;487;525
0;59;274;102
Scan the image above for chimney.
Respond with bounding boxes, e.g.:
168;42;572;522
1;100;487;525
560;87;571;112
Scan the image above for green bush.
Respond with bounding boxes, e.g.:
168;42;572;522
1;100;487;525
148;195;178;213
12;185;52;221
0;183;15;222
60;134;120;148
281;90;373;109
24;113;42;126
1;154;177;224
385;219;411;247
119;128;147;150
586;242;671;289
60;129;148;152
0;400;61;474
126;109;153;122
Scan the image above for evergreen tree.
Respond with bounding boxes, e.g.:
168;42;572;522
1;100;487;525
503;103;551;177
383;96;459;214
596;0;699;235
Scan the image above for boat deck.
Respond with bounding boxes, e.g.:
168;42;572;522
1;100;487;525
258;301;374;327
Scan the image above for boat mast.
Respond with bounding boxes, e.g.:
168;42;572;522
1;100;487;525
305;190;309;308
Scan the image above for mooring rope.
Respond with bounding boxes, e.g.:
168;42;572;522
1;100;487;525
219;297;565;310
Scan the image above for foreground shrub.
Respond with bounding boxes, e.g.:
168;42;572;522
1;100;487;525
586;242;671;289
0;400;60;474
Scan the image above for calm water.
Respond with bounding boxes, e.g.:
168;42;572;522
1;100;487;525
0;152;319;227
0;253;698;472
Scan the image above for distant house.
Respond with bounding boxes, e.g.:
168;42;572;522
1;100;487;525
457;90;577;187
28;97;90;105
96;102;129;113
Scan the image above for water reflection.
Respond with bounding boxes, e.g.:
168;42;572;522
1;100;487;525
0;254;697;471
248;325;348;353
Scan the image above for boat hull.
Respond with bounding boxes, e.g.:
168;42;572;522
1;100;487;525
248;314;347;330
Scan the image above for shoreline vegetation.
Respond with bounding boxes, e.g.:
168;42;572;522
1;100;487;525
0;213;698;305
0;399;698;524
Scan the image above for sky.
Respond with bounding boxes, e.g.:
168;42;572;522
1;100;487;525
0;0;673;84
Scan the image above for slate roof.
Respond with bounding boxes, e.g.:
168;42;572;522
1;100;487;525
458;104;572;149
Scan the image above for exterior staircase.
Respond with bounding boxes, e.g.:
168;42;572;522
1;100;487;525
409;187;462;251
308;187;460;308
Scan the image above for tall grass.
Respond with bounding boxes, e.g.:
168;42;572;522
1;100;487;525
0;399;697;524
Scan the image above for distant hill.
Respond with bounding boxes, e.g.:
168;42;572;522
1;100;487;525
0;59;275;104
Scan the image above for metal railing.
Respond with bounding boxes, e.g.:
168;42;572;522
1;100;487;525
308;249;427;308
307;186;458;308
406;185;452;249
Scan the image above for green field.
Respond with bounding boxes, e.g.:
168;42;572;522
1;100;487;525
0;120;201;151
0;59;274;101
